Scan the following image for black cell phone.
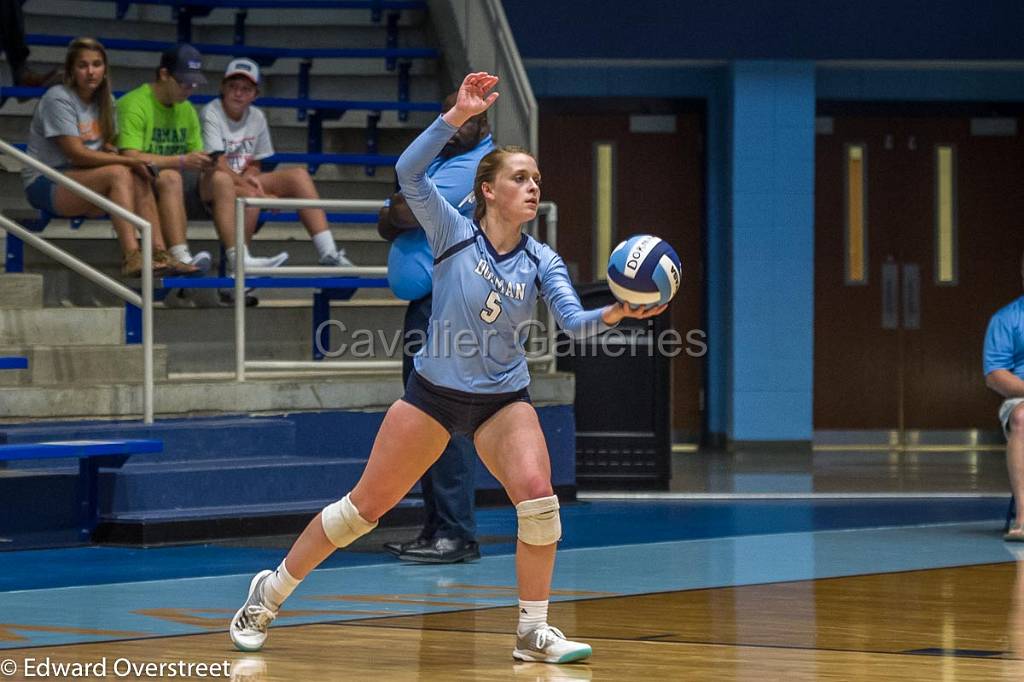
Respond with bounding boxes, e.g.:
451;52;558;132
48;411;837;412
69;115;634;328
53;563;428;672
145;162;159;180
208;151;224;162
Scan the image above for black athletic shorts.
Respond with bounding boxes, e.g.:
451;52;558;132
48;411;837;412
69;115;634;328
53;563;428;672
402;370;531;436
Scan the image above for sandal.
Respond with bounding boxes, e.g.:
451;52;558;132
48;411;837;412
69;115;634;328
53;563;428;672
154;250;199;275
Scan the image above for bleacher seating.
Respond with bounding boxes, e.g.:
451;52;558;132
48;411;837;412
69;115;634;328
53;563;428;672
0;0;547;547
1;0;443;274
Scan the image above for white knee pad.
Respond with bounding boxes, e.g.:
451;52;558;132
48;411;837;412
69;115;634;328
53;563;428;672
516;495;561;545
321;494;378;548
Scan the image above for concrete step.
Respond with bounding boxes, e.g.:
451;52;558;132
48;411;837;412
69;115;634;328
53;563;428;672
0;343;169;386
0;371;576;420
0;273;43;309
0;306;122;345
155;300;408;373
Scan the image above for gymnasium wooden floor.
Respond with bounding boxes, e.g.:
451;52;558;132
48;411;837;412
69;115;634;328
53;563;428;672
1;450;1019;680
3;561;1024;680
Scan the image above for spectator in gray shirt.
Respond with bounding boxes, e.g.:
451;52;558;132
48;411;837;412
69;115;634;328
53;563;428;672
22;37;194;276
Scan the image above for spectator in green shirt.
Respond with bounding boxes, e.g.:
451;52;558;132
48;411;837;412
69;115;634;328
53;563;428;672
116;44;286;272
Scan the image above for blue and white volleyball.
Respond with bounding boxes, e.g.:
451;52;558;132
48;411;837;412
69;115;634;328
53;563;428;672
606;234;681;307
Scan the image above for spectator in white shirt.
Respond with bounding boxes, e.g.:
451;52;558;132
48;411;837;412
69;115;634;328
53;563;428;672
201;58;353;267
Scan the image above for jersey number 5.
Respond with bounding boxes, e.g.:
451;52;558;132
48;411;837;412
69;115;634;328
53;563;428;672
480;291;502;323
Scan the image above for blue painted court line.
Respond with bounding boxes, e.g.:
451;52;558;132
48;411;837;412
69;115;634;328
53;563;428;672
0;498;1007;591
0;520;1019;650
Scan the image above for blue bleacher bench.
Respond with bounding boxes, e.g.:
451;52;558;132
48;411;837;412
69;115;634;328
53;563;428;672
24;34;438;63
0;439;163;541
0;357;29;370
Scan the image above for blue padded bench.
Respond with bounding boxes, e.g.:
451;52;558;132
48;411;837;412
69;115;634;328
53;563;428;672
0;439;163;540
125;275;390;359
0;357;28;370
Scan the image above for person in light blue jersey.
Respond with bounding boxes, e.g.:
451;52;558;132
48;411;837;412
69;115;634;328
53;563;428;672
984;253;1024;541
229;72;666;664
378;92;496;565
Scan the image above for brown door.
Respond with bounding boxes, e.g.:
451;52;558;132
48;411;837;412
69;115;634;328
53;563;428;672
815;114;1024;431
539;102;704;439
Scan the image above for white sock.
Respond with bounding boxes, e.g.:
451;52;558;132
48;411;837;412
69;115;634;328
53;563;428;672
261;560;300;611
311;231;338;259
169;244;193;263
517;599;548;636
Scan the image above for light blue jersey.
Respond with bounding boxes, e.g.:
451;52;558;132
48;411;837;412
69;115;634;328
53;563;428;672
395;115;613;393
983;296;1024;378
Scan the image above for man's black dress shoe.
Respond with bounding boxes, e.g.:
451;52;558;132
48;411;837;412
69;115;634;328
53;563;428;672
383;536;431;556
398;536;481;564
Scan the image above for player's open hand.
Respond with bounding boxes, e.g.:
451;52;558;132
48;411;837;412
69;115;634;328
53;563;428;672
444;72;499;127
601;302;668;325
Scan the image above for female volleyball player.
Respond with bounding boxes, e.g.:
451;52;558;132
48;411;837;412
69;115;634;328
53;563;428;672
229;72;666;664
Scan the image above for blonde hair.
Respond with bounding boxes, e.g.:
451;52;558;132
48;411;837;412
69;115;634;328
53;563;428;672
63;37;115;145
472;145;535;221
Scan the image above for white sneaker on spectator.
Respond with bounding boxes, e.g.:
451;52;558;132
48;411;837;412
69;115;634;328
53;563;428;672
319;249;355;267
190;250;213;274
228;251;289;273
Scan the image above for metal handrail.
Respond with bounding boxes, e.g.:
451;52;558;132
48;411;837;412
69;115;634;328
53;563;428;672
0;138;154;423
427;0;537;152
482;0;538;153
232;197;559;380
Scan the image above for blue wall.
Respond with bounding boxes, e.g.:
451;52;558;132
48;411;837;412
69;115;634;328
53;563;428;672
726;62;816;441
504;0;1024;60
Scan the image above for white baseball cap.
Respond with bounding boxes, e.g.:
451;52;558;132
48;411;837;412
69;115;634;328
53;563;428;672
224;58;260;85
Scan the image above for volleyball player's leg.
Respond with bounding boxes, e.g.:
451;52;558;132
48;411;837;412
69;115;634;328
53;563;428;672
230;399;450;651
474;401;592;664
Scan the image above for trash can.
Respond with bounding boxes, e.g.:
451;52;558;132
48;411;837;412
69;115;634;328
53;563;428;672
556;283;672;489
